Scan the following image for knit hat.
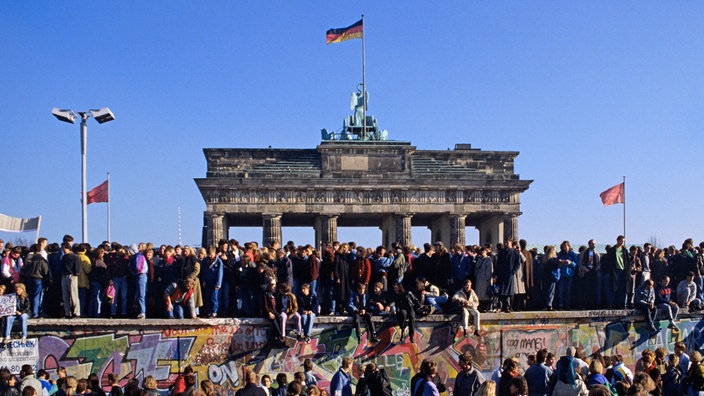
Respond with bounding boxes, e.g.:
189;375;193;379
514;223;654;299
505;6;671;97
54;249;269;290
128;244;139;255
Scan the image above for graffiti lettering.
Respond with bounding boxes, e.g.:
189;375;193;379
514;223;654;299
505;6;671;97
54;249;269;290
587;311;613;318
208;361;240;386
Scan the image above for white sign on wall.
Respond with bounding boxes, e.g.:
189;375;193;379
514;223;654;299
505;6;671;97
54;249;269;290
0;294;17;317
0;338;39;374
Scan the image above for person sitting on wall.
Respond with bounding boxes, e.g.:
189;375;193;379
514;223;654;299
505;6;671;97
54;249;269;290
654;276;680;332
635;279;659;333
164;277;196;319
388;281;421;344
3;282;30;344
677;272;703;310
347;282;380;344
297;283;319;343
451;279;481;338
275;282;303;342
415;276;448;314
367;282;391;316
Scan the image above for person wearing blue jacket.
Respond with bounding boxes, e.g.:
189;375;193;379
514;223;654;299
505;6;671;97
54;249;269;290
542;246;561;311
201;246;224;318
635;279;657;333
450;246;472;295
330;357;353;396
347;282;379;344
555;241;577;310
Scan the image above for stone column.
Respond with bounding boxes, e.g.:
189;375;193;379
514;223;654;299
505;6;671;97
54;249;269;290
262;214;282;248
315;214;338;250
504;215;518;242
202;212;228;248
381;215;395;248
449;214;467;247
395;214;413;247
429;215;450;245
479;215;504;248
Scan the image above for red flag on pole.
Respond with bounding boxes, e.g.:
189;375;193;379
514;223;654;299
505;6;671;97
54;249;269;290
599;182;624;207
87;180;109;204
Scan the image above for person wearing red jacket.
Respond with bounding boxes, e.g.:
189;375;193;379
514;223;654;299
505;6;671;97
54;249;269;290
351;247;371;288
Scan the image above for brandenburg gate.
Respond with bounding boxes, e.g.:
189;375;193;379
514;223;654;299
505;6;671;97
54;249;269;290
195;89;531;249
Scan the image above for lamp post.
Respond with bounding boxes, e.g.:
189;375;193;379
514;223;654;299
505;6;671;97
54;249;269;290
51;107;115;243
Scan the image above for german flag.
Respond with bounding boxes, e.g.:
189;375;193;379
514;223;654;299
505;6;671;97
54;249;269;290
326;19;363;44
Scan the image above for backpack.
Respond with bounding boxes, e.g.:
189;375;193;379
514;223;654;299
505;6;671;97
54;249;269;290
104;282;116;303
415;304;432;317
389;255;407;282
130;253;145;275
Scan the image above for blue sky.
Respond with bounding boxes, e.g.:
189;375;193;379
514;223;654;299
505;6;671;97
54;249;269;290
1;2;703;249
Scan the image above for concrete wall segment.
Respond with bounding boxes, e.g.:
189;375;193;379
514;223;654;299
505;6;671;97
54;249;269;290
20;310;703;396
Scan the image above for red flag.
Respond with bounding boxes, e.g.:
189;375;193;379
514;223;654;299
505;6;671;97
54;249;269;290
599;182;624;207
87;180;109;204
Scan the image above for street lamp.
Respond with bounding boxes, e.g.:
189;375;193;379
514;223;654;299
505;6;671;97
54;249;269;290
51;107;115;243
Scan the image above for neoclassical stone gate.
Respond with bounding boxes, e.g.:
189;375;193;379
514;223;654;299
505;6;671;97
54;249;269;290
195;141;531;249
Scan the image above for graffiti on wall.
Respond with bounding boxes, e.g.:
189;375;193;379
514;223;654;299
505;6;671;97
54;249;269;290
30;315;704;396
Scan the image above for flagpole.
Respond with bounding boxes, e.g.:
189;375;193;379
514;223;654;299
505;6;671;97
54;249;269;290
622;175;626;240
178;206;182;246
361;14;367;140
107;172;111;242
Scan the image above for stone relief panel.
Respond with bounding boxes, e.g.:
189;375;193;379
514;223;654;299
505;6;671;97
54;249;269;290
205;189;516;205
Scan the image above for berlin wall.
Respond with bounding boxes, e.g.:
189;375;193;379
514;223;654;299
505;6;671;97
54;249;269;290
17;311;704;396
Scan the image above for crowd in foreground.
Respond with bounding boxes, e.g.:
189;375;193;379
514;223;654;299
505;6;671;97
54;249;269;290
403;341;704;396
4;342;703;396
1;234;704;343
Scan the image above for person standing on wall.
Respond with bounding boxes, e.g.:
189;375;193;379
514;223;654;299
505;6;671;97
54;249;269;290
60;243;81;319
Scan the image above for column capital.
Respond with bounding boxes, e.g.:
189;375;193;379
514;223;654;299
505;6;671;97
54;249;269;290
320;213;340;219
262;213;282;220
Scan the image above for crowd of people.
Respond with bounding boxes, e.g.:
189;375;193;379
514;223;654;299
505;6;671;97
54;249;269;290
332;341;704;396
0;364;226;396
1;234;704;343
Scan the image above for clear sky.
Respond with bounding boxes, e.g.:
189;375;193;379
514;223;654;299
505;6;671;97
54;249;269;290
1;2;703;249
